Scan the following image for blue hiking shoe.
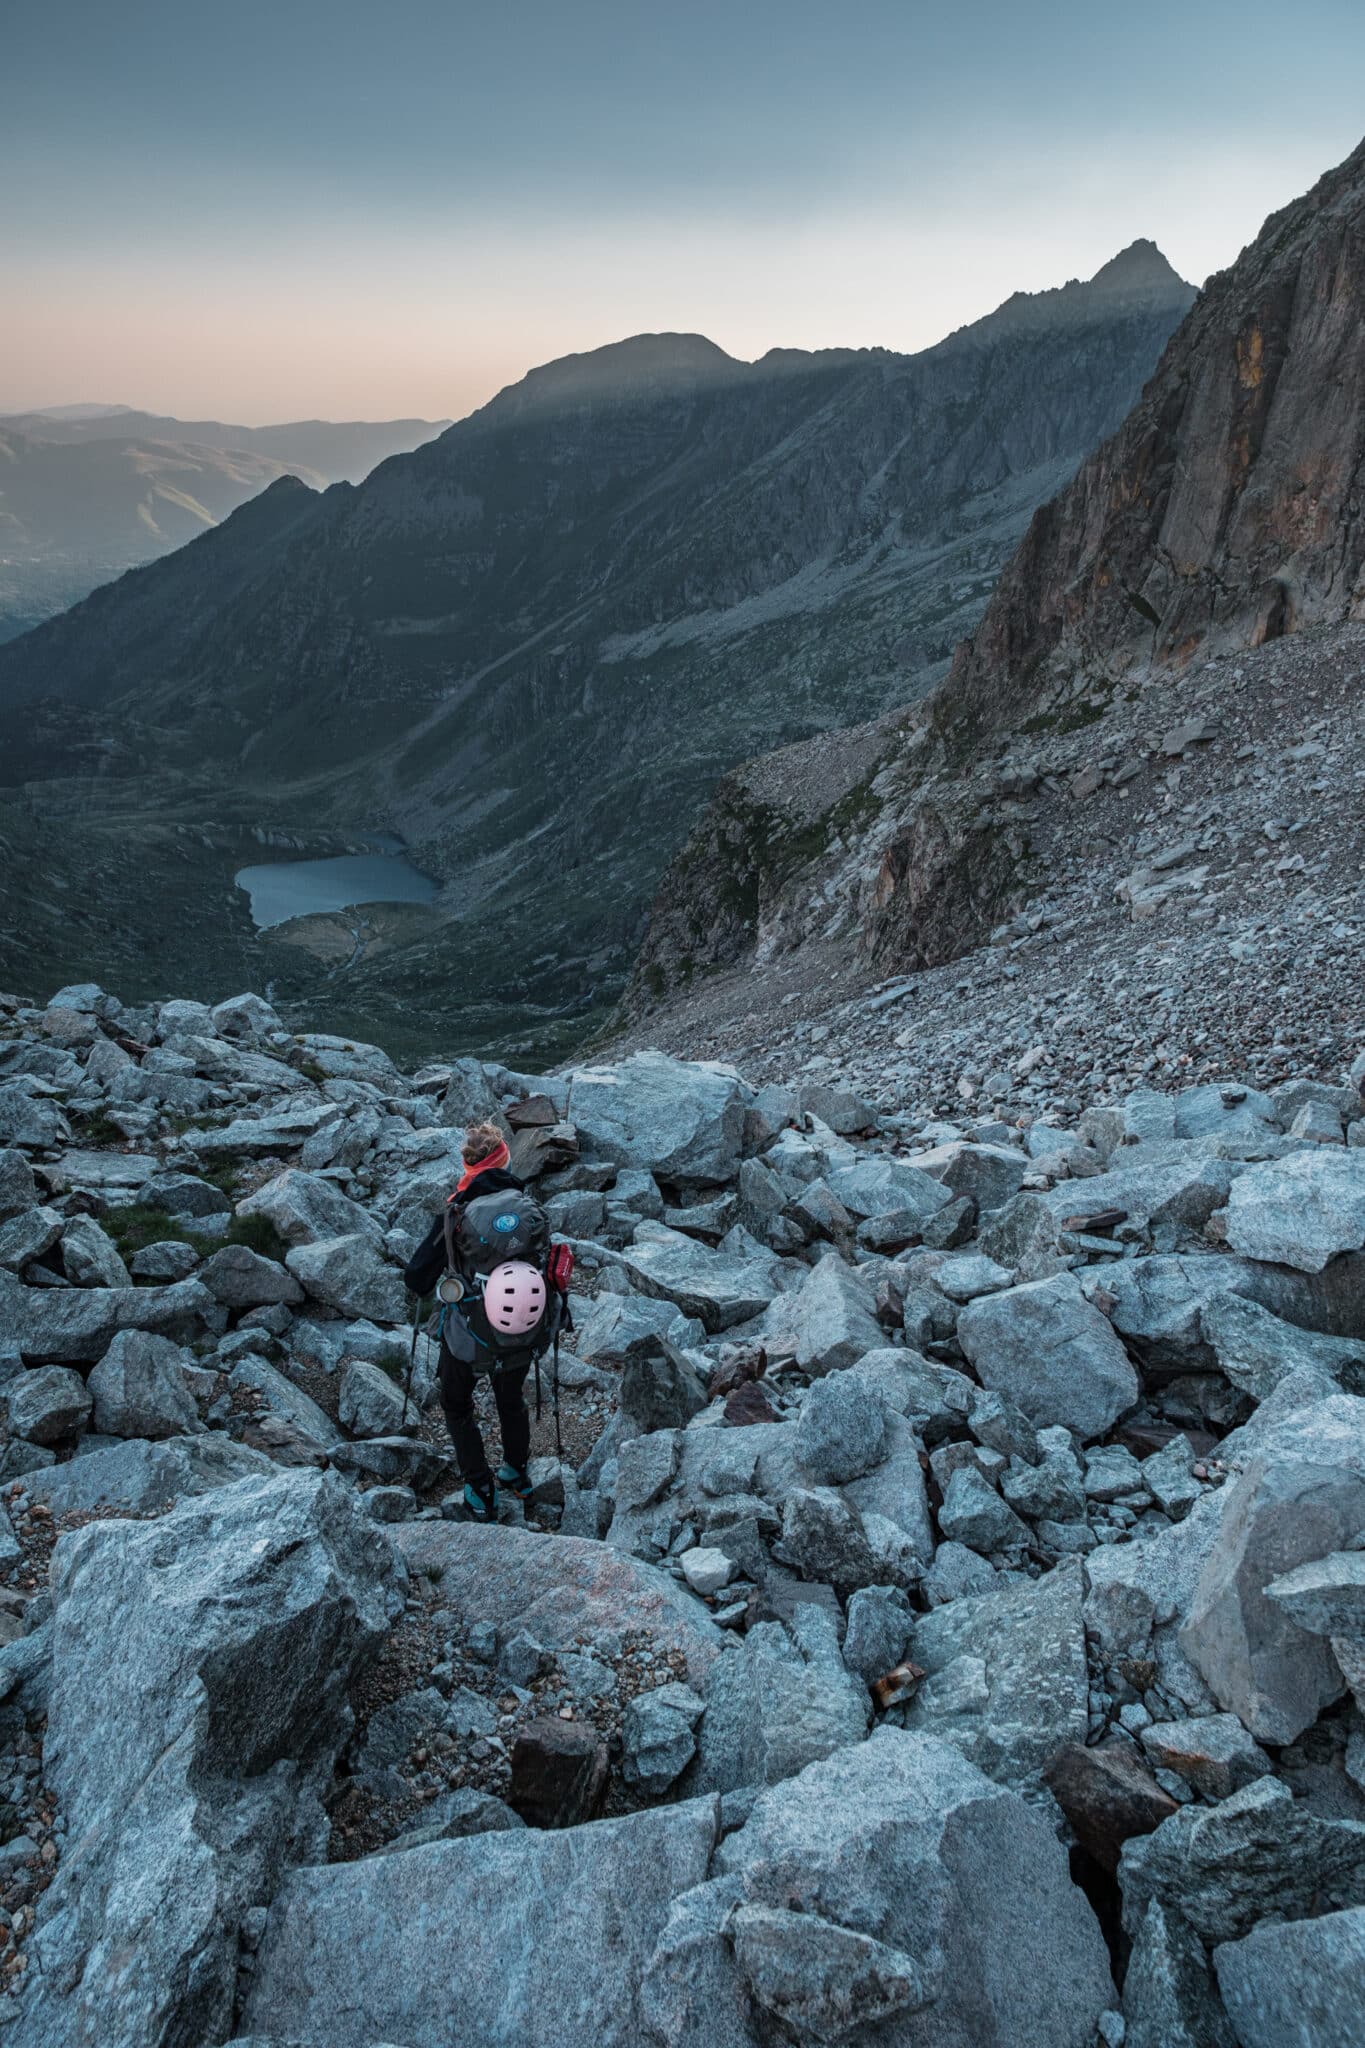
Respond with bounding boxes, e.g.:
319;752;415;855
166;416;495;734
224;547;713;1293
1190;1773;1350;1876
457;1480;496;1523
496;1462;532;1501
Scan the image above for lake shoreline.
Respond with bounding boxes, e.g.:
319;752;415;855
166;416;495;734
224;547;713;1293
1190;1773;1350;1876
236;848;437;931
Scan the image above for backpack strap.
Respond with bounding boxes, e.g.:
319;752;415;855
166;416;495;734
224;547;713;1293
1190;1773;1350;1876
443;1199;459;1279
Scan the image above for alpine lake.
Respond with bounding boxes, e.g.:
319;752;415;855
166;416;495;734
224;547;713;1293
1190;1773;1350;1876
235;848;438;931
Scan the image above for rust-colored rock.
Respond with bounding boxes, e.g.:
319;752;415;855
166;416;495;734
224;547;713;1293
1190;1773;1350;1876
1059;1207;1128;1235
507;1716;608;1829
870;1661;926;1713
724;1380;777;1427
505;1094;560;1129
708;1342;767;1399
1117;1421;1217;1463
874;1277;906;1331
508;1120;579;1180
1043;1738;1178;1874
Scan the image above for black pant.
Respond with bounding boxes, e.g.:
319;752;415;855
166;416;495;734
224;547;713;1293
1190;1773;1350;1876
438;1342;530;1490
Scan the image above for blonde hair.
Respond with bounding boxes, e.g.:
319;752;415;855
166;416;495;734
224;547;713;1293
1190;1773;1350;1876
463;1120;505;1166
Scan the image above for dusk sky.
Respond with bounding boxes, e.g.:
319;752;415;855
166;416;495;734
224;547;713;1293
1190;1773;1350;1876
7;0;1364;425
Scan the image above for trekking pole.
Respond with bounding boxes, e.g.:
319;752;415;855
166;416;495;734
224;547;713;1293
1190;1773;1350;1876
402;1293;421;1426
552;1328;563;1460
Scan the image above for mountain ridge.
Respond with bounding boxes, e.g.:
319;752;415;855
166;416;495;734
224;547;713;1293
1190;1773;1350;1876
0;242;1194;1061
627;135;1365;1025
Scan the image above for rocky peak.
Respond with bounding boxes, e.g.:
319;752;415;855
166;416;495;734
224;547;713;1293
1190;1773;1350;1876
945;132;1365;742
1088;237;1189;295
628;137;1365;1028
948;240;1194;350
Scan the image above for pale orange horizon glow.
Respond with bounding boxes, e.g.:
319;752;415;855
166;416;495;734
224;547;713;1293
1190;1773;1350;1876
3;135;1344;426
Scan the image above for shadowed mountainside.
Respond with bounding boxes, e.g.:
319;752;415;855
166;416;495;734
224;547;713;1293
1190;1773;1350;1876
0;247;1192;1062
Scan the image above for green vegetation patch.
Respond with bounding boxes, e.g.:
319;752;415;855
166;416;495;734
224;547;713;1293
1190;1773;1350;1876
103;1203;289;1268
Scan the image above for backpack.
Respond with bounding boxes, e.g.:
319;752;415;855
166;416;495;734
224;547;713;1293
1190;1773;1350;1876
440;1190;574;1366
406;1187;576;1446
450;1189;550;1282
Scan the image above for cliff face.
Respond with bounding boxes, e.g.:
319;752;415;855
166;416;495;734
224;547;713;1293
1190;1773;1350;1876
946;136;1365;743
630;136;1365;1020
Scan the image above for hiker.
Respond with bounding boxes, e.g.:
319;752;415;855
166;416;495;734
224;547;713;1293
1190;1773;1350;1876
403;1120;570;1523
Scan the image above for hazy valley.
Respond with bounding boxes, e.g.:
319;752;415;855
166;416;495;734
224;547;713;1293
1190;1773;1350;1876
0;407;449;641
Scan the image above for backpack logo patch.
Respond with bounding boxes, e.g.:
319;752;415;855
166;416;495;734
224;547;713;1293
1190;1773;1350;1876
494;1212;521;1232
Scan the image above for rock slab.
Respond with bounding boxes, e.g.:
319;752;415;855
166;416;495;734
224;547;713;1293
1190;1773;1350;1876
241;1798;720;2048
18;1469;403;2048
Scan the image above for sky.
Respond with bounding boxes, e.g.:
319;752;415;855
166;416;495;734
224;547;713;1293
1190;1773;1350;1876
5;0;1364;426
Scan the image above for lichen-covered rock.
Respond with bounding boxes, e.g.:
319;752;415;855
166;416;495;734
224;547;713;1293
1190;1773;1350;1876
339;1355;418;1438
903;1562;1090;1800
621;1681;706;1795
241;1798;720;2048
1214;1905;1365;2048
1223;1147;1365;1272
1119;1774;1365;1946
87;1329;202;1439
757;1254;885;1375
1179;1395;1365;1742
795;1371;889;1484
286;1233;405;1322
0;1269;211;1364
238;1167;378;1247
1082;1254;1248;1374
619;1227;776;1334
688;1605;870;1795
20;1435;275;1514
1123;1899;1237;2048
392;1520;723;1688
1202;1292;1365;1410
644;1730;1115;2048
569;1293;704;1370
19;1469;404;2048
59;1213;131;1287
0;1148;38;1222
2;1364;92;1443
198;1242;304;1308
1138;1713;1270;1800
232;1354;343;1449
1265;1548;1365;1639
567;1051;748;1186
958;1272;1139;1440
842;1584;914;1687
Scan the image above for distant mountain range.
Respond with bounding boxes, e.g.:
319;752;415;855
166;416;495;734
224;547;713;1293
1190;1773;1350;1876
0;410;449;639
0;244;1194;1060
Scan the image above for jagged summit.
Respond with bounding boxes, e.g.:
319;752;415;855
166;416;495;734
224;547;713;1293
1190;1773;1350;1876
1089;237;1188;293
628;136;1365;1037
953;238;1194;348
